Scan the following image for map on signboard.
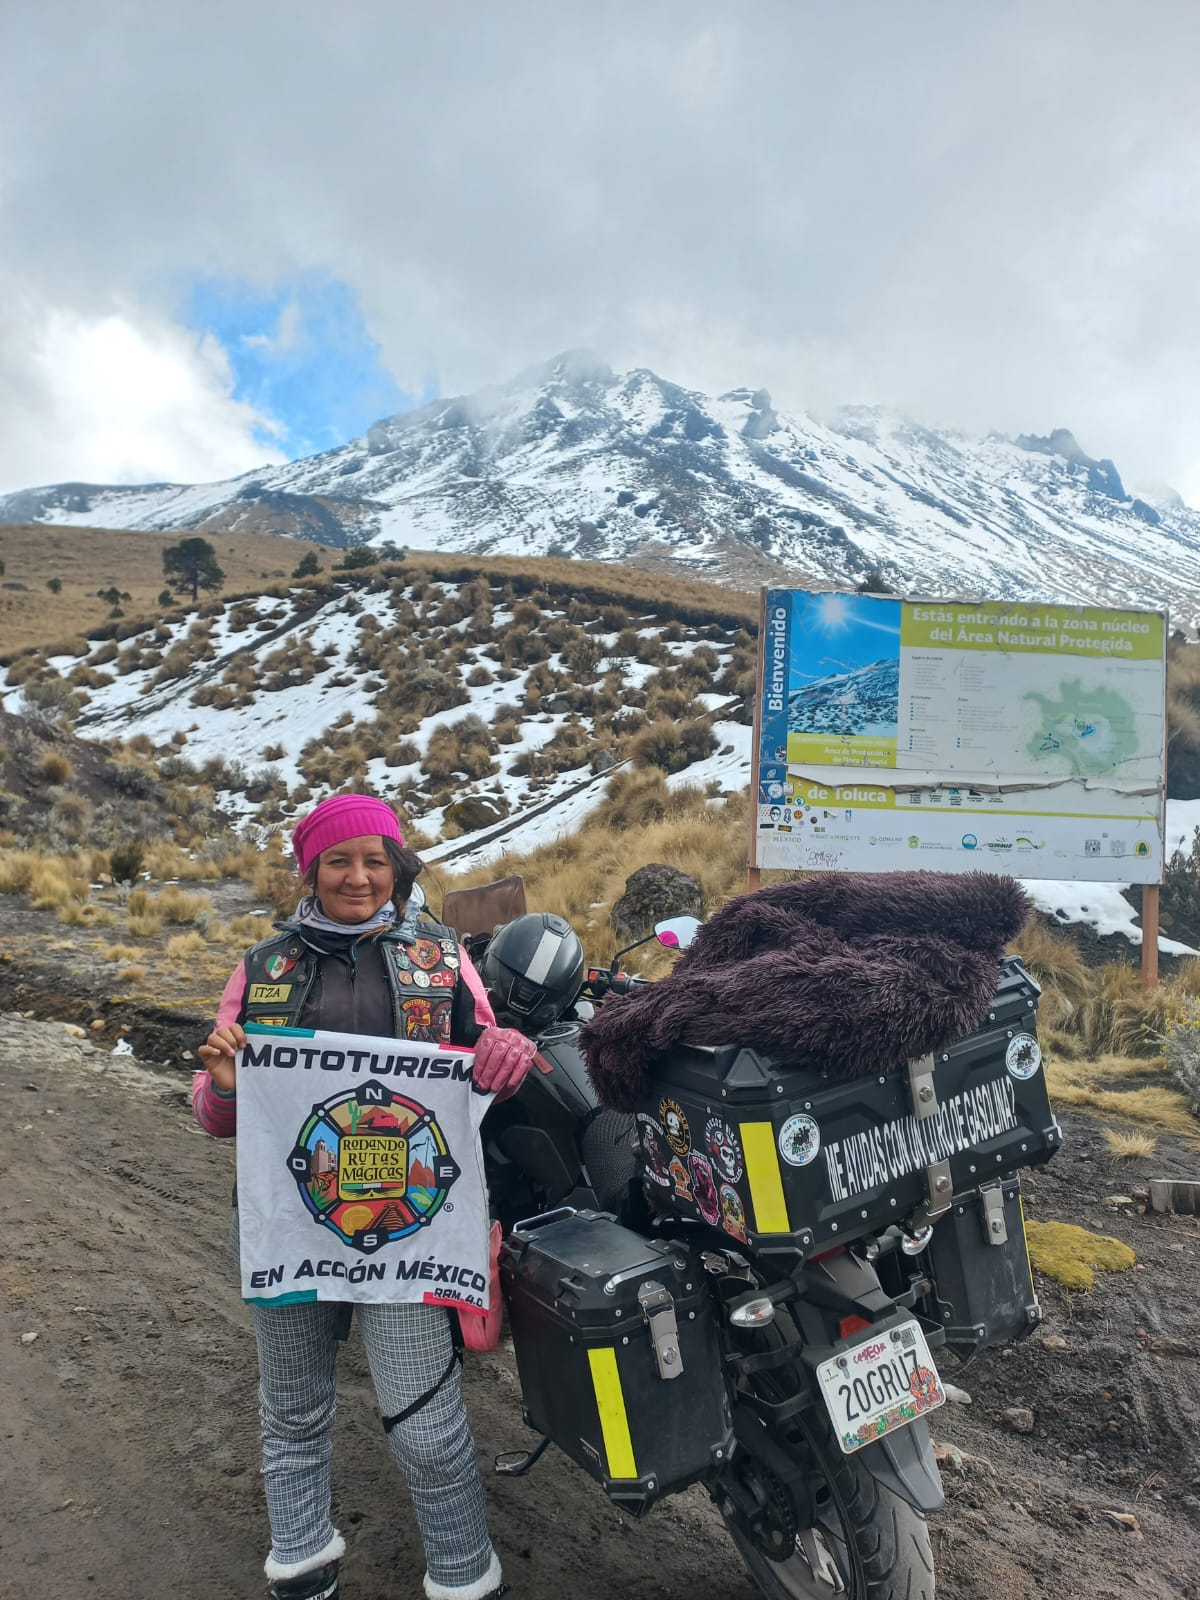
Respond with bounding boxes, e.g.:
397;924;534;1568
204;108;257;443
1023;682;1139;777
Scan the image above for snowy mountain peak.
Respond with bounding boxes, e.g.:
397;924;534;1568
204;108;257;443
3;355;1199;624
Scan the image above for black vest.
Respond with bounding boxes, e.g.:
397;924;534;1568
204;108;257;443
239;918;470;1046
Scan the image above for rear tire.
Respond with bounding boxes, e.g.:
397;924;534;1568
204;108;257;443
721;1411;935;1600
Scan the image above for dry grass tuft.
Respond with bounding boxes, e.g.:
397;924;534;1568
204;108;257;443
1046;1052;1197;1136
1012;920;1091;999
127;912;164;939
165;931;207;962
103;943;145;963
142;840;217;881
38;750;74;784
1102;1127;1158;1159
155;885;214;925
29;860;78;909
58;902;115;928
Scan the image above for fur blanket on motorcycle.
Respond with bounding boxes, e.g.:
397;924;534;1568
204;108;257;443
580;871;1032;1112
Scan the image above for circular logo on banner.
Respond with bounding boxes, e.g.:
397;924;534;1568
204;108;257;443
635;1114;671;1187
1005;1033;1043;1080
688;1151;721;1225
286;1083;461;1253
659;1097;691;1157
778;1113;821;1168
704;1115;744;1184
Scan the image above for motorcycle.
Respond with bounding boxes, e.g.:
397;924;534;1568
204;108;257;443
472;911;1059;1600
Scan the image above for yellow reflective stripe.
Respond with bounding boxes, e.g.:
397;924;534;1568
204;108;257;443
586;1346;638;1479
740;1121;791;1233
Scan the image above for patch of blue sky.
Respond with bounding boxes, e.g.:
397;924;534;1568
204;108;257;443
185;275;434;458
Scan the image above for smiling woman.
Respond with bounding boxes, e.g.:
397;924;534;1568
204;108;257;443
192;791;533;1600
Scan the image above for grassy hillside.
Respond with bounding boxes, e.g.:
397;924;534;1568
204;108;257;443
0;523;758;660
0;522;332;657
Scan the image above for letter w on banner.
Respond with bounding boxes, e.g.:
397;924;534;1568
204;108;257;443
235;1024;492;1316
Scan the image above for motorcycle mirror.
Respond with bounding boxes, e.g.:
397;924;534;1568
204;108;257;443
654;915;701;951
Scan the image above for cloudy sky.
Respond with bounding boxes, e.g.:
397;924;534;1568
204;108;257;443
3;1;1199;500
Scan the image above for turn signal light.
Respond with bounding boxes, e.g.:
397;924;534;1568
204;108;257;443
729;1295;776;1327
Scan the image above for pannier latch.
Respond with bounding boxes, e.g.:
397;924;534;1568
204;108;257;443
904;1052;954;1229
637;1280;684;1381
979;1181;1009;1246
906;1051;939;1120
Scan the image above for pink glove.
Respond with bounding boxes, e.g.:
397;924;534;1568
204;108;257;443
472;1025;536;1096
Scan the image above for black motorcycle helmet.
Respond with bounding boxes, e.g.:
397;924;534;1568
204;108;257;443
480;912;584;1033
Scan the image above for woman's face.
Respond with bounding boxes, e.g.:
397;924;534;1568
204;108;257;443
314;834;395;923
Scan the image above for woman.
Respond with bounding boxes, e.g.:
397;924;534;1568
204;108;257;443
195;794;533;1600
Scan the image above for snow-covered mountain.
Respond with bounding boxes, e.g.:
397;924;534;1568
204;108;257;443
6;351;1199;622
789;660;900;740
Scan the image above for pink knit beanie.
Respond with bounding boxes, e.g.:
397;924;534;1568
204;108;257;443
290;795;404;876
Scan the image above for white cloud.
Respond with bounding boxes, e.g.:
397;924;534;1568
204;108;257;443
0;299;286;493
1;1;1199;501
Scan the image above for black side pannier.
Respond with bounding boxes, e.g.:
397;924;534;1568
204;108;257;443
499;1209;732;1515
920;1174;1041;1358
632;956;1059;1264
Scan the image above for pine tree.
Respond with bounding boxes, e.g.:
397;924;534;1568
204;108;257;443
162;537;225;604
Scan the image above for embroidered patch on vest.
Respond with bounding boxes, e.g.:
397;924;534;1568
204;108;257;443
264;953;297;981
411;937;444;972
401;996;453;1044
248;983;293;1004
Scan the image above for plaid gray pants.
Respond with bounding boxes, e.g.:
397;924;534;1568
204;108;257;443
236;1223;494;1588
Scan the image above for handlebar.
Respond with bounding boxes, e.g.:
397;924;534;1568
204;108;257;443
580;967;651;1000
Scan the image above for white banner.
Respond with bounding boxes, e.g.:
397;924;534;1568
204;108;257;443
235;1025;493;1312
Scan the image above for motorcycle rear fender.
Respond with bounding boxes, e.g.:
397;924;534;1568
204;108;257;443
797;1249;945;1515
856;1418;944;1514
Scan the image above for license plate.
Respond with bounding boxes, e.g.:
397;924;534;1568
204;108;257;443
816;1319;945;1455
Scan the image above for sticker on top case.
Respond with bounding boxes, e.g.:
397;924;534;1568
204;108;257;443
720;1184;748;1243
778;1113;820;1168
635;1113;671;1187
688;1151;720;1225
668;1157;693;1202
704;1116;744;1184
659;1097;691;1157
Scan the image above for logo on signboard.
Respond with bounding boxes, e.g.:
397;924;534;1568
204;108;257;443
286;1083;460;1253
961;834;978;850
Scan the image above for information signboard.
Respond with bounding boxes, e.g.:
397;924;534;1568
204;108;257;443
754;589;1166;883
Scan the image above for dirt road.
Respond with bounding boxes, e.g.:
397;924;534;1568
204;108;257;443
2;1015;1197;1600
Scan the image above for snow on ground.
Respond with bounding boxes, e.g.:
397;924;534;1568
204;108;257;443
422;763;613;872
665;718;752;794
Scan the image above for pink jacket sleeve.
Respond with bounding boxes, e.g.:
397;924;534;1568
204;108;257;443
458;948;496;1030
192;1070;237;1137
192;962;246;1138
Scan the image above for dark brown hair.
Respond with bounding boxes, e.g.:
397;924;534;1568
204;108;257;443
302;835;424;912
